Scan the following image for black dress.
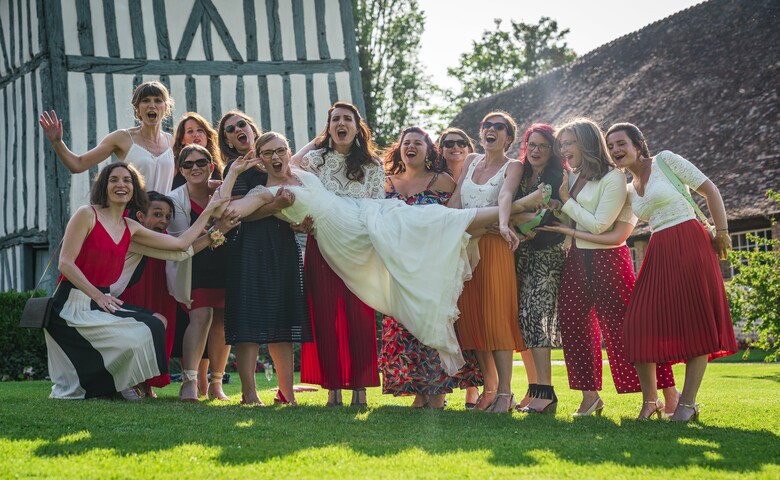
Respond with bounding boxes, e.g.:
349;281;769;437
222;161;312;345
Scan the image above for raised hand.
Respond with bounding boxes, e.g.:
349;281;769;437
39;110;63;144
559;170;571;203
230;154;262;176
203;192;230;218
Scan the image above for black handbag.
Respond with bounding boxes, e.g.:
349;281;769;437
18;239;62;329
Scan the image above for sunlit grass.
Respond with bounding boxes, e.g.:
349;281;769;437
0;362;778;479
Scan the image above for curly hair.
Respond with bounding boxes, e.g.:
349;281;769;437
90;162;148;213
384;127;443;175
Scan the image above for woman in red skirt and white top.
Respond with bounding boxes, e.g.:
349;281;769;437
554;118;677;416
606;123;737;422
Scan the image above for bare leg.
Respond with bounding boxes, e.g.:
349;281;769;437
525;347;554;411
519;349;537;408
474;350;497;410
635;362;662;418
672;355;708;421
268;342;296;404
465;386;479;406
197;359;209;397
180;307;213;401
489;350;515;412
662;386;680;415
235;342;262;405
411;393;429;408
206;309;231;401
576;390;603;414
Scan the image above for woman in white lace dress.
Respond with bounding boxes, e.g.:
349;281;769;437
292;102;384;407
605;123;737;422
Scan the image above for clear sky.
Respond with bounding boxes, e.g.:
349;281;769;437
418;0;703;91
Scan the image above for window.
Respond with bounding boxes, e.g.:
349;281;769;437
23;243;51;291
731;228;773;252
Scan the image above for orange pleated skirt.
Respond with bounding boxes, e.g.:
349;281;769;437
456;234;525;351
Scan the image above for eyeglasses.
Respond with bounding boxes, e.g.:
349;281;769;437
258;147;288;160
480;121;508;131
180;158;211;169
225;119;247;134
443;139;469;148
527;142;551;152
559;139;577;149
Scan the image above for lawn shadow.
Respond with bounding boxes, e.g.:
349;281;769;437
6;398;778;475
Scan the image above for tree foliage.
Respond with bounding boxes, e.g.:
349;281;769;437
354;0;427;146
726;190;780;361
446;17;576;108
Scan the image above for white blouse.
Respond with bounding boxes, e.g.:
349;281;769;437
561;168;637;249
628;150;708;233
300;148;385;199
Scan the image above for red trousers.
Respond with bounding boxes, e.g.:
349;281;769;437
558;245;675;393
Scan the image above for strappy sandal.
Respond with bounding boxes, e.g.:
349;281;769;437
179;369;199;403
326;389;343;407
207;372;230;401
637;399;664;420
351;388;367;407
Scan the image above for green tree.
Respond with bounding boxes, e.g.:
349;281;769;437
726;190;780;361
446;17;576;108
354;0;427;146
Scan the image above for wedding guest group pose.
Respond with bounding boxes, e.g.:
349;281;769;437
38;82;735;421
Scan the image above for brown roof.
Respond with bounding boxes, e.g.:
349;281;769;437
450;0;780;235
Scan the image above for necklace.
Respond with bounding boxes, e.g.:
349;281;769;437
136;129;167;157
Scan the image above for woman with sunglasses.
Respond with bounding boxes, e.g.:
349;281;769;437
448;111;526;413
553;118;677;416
437;128;475;180
293;102;384;408
171;112;224;190
40;81;177;194
604;123;736;421
167;144;240;402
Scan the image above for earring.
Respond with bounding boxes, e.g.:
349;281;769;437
425;158;432;170
355;136;361;148
228;143;234;149
328;137;333;149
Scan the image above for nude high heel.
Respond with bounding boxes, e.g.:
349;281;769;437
572;397;604;417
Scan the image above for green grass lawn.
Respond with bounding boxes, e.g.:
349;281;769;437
1;361;778;479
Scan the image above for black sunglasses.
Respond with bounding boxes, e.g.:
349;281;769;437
180;158;211;169
225;119;247;134
443;139;469;148
481;121;508;131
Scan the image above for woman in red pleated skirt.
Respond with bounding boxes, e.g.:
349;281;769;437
606;123;737;422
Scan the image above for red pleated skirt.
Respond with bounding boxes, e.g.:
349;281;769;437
299;236;379;389
624;220;737;364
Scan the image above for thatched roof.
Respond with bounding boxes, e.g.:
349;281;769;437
450;0;780;234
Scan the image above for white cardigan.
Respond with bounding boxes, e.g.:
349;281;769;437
560;168;636;250
165;185;195;307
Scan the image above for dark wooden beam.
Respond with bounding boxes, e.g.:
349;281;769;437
102;0;120;57
338;0;365;113
175;0;205;60
75;0;94;56
201;0;243;62
292;0;306;60
65;55;351;75
314;0;330;60
0;229;48;249
243;0;257;61
152;0;172;60
266;0;283;61
128;0;147;59
0;53;44;89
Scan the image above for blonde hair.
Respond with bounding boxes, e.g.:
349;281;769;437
254;131;289;153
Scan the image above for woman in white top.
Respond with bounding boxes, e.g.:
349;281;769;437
605;123;737;422
40;81;176;194
554;118;677;417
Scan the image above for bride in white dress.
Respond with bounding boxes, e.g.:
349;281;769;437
217;132;545;373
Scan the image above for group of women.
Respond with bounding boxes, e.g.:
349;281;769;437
38;81;737;421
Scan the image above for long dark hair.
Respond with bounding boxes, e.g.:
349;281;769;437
384;127;443;175
217;111;261;162
605;122;651;158
90;162;148;212
313;102;378;182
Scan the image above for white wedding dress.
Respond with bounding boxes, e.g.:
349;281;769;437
249;169;477;374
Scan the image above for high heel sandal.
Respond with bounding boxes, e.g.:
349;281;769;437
351;388;367;407
474;389;497;411
519;384;558;415
207;372;230;401
672;402;700;422
515;185;553;235
572;397;604;417
326;389;343;407
488;393;517;413
179;369;200;403
638;399;664;420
